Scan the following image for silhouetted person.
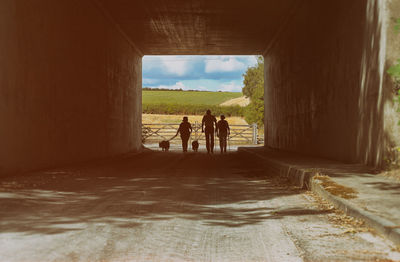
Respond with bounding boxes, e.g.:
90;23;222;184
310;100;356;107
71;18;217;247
175;116;192;152
217;115;230;154
202;109;217;154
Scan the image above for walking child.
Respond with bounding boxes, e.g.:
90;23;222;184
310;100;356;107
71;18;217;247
216;115;230;153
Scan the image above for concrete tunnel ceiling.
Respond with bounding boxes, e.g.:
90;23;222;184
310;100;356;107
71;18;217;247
96;0;297;55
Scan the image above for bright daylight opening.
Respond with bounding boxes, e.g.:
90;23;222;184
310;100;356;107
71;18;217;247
141;55;264;152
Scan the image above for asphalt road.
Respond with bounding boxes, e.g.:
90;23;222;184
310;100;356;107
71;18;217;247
0;151;399;261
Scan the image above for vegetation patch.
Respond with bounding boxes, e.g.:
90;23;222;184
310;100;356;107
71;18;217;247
242;56;264;127
379;169;400;183
313;175;358;199
142;90;246;116
388;61;400;119
386;18;400;169
387;18;400;124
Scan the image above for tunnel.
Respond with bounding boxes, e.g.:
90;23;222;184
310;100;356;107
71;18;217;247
1;0;399;175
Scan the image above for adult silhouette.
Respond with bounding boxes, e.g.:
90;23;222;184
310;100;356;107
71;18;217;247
175;116;192;152
217;114;230;153
201;109;217;154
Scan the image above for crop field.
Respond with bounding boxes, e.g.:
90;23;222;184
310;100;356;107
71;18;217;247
142;90;242;105
142;90;245;116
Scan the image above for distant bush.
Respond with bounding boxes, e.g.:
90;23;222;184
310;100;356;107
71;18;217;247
143;103;244;117
242;56;264;127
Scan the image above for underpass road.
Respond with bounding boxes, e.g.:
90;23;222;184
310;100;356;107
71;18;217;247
0;151;399;261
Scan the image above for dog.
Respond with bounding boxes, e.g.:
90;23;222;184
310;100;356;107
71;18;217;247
192;140;199;152
159;140;170;152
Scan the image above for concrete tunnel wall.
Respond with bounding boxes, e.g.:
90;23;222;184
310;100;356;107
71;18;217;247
264;0;395;167
0;0;142;175
1;0;398;174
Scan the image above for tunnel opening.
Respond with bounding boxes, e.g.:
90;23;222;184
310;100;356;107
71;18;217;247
2;1;400;259
141;55;265;152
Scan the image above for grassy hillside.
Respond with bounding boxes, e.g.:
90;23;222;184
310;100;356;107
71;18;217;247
142;90;242;105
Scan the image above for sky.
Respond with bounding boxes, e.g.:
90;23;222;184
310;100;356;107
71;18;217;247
142;56;258;93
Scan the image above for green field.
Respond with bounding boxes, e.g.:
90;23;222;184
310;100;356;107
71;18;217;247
142;90;242;105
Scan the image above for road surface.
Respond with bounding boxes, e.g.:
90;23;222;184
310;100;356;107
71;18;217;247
0;151;399;261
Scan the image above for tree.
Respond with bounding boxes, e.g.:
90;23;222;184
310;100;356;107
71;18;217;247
242;56;264;127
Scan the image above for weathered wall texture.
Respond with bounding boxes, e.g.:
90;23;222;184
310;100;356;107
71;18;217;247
383;0;400;165
264;0;388;166
0;0;142;175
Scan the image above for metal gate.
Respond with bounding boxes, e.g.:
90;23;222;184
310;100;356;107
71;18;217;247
142;122;258;145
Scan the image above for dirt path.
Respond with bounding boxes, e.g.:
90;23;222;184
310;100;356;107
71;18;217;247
0;152;399;261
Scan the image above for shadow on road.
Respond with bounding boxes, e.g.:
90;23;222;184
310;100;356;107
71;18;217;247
0;151;331;235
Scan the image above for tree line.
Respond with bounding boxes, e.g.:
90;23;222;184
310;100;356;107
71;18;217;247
242;56;264;127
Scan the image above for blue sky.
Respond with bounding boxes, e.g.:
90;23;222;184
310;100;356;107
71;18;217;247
142;56;258;92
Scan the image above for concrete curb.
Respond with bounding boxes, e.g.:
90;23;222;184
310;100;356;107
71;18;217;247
238;147;400;246
237;147;315;188
310;179;400;246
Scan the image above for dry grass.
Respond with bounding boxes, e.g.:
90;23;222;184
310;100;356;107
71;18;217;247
379;169;400;182
306;191;372;234
220;96;250;107
142;114;248;125
308;191;400;259
313;175;358;199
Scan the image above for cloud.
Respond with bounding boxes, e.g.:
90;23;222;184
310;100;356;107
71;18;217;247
192;86;209;91
246;56;258;66
143;55;258;91
152;81;187;90
160;56;189;76
143;78;158;85
150;82;209;91
217;81;242;92
205;56;246;73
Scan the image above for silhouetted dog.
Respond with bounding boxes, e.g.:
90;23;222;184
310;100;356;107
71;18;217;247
192;140;199;152
159;140;170;151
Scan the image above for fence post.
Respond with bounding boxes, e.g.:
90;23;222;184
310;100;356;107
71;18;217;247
252;123;258;144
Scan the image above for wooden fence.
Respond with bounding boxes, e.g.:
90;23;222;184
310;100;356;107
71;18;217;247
142;122;258;145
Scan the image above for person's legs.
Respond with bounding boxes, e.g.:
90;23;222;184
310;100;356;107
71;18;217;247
205;130;211;153
181;135;189;152
222;136;227;153
210;131;214;153
219;133;227;153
